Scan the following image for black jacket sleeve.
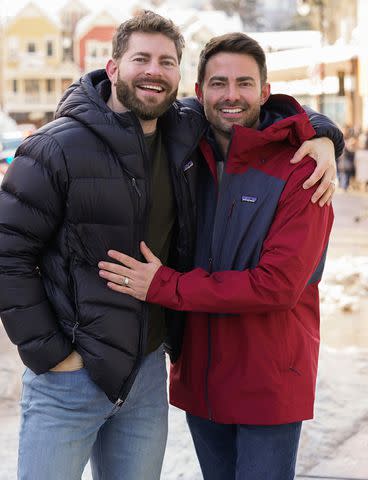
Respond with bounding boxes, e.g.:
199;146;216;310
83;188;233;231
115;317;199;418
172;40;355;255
0;133;73;373
303;105;344;158
182;96;344;159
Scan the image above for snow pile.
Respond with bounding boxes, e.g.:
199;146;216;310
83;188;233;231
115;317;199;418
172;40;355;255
320;256;368;314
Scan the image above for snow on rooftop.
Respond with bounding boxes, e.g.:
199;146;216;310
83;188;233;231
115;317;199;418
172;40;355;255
250;30;321;51
5;1;61;29
183;10;242;40
267;43;358;72
74;9;123;40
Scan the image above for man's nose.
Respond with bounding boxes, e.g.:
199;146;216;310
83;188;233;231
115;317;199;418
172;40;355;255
144;60;163;77
225;84;241;103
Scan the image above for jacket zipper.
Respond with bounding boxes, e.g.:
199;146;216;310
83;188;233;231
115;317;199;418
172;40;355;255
218;199;236;267
69;257;80;343
175;146;202;270
205;256;214;420
203;131;235;421
108;119;150;415
105;397;124;420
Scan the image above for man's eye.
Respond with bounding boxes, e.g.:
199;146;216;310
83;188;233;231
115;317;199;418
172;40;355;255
211;82;224;87
240;82;253;87
162;60;175;67
133;57;146;63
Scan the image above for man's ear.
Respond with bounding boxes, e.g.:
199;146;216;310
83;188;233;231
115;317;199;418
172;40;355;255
195;82;204;104
106;59;118;85
260;82;271;105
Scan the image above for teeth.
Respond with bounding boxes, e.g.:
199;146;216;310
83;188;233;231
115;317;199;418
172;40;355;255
140;84;163;92
221;108;242;114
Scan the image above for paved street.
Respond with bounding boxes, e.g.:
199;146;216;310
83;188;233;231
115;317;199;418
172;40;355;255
0;190;367;479
329;190;368;257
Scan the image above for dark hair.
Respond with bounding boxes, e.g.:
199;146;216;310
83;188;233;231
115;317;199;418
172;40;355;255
112;10;185;63
197;32;267;85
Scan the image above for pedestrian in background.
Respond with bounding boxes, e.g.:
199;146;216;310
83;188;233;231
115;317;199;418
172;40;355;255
338;126;357;190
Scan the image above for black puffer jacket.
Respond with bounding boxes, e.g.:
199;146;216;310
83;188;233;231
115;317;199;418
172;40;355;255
0;70;206;404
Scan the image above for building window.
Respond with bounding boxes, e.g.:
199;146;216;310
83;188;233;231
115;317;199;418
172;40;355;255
25;79;40;94
27;42;36;54
62;78;72;91
13;80;18;93
46;41;53;56
46;79;55;93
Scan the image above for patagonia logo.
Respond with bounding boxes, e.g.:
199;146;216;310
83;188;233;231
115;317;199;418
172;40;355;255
183;161;194;172
241;195;257;203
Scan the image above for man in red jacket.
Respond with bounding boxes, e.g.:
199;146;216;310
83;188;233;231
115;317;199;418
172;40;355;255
99;33;334;479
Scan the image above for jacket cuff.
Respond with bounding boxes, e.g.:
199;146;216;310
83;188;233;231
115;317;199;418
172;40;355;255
146;266;178;304
1;300;73;373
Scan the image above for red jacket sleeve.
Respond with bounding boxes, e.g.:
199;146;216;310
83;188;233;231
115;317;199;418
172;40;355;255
147;159;334;314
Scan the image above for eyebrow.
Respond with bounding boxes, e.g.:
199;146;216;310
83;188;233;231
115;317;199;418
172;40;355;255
209;75;255;82
131;52;178;62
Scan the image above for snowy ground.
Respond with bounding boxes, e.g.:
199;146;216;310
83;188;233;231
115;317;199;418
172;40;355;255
1;191;368;479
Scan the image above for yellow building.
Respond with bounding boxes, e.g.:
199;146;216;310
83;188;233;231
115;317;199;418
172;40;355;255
2;2;80;125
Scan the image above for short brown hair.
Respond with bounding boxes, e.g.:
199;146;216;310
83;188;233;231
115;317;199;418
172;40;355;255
197;32;267;85
112;10;185;63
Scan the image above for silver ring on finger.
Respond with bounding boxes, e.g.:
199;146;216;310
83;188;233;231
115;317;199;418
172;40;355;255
123;276;130;287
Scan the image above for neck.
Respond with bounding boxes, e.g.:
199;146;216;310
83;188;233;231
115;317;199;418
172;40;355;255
107;93;157;135
140;118;157;135
213;130;231;157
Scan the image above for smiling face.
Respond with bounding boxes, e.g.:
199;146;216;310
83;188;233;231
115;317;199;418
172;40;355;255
106;32;181;123
196;52;270;150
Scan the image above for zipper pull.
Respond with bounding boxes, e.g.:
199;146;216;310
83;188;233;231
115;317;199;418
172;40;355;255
71;321;79;343
229;200;236;219
209;257;213;273
105;398;124;420
131;178;142;197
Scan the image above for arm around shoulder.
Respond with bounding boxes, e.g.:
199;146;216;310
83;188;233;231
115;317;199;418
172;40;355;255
147;157;334;314
303;105;344;158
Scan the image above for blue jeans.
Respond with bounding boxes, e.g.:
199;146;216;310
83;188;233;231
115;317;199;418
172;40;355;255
187;413;302;480
18;345;168;480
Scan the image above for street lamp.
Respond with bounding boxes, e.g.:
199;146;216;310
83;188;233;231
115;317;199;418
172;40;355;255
297;0;326;114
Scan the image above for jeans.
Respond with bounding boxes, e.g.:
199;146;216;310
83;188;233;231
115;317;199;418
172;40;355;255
18;345;168;480
187;413;302;480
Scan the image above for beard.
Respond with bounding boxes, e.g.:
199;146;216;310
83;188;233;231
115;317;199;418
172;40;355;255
206;101;261;139
115;76;178;121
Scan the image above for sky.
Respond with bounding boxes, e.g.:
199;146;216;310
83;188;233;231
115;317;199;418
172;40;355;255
0;0;133;17
0;0;197;19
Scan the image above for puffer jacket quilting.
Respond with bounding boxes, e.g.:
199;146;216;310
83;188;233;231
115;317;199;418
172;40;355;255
0;69;206;403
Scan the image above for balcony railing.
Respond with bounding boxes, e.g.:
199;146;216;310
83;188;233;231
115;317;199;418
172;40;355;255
5;93;60;111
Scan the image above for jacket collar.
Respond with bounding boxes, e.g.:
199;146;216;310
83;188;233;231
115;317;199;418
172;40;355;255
229;94;315;162
55;69;207;174
200;94;315;173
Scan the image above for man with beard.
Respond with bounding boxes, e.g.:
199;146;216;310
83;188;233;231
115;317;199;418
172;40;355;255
0;12;341;480
99;32;336;480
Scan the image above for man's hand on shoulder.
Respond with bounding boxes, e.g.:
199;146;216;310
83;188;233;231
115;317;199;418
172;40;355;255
290;137;337;207
50;350;83;372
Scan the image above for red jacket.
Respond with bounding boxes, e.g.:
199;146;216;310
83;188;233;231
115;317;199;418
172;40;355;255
147;95;334;425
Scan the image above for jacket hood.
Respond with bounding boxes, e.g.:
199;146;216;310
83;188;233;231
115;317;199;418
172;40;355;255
55;70;207;169
230;94;316;158
55;70;142;159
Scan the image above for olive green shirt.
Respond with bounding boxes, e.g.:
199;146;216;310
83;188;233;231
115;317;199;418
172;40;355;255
144;129;176;354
